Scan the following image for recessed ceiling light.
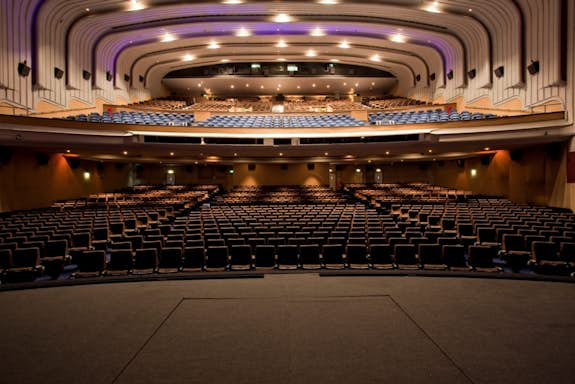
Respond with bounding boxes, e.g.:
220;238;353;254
128;0;146;11
338;41;350;49
123;151;128;155
230;84;235;88
260;85;264;88
222;0;244;4
305;49;318;57
324;152;329;156
170;152;174;156
370;54;382;62
326;84;330;88
297;85;300;89
245;83;250;87
424;1;441;13
310;27;326;37
197;83;202;87
276;58;286;61
273;14;293;23
161;32;176;43
390;33;407;43
312;83;316;87
330;58;340;62
428;149;433;153
376;168;381;172
182;54;194;62
85;8;90;12
276;40;288;48
221;58;230;62
317;0;340;4
208;41;220;49
484;147;490;151
385;151;390;155
279;152;283;156
235;27;252;37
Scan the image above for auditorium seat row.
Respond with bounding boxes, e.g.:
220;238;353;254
65;111;194;126
194;114;367;128
368;109;497;125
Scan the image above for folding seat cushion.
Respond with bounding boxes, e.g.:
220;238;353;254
467;246;501;272
205;246;229;271
277;245;299;270
133;248;158;274
111;241;132;250
254;245;275;269
346;244;369;269
501;234;530;272
476;227;499;248
322;244;345;269
182;246;205;271
442;245;468;271
75;250;106;278
394;244;419;269
369;244;394;269
299;244;321;269
107;249;134;275
559;242;575;264
158;247;183;273
418;244;445;270
229;245;252;271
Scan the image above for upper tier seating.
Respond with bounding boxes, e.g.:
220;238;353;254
128;98;191;111
366;97;428;109
65;111;194;126
195;114;367;128
368;109;497;125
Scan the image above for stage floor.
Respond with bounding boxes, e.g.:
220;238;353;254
0;274;574;383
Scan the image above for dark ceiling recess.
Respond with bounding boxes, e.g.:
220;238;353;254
165;62;395;79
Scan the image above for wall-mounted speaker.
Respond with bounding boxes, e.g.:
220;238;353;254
66;157;80;169
480;154;493;166
54;67;64;79
467;69;476;79
494;66;504;78
456;159;465;168
82;70;91;81
415;74;421;82
307;163;315;170
429;73;436;81
510;150;523;162
124;74;130;82
138;75;144;83
106;71;113;82
280;164;288;171
36;153;50;166
248;163;256;171
0;148;13;165
446;70;454;80
527;60;540;75
18;62;30;77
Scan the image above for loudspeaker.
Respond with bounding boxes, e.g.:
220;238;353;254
510;150;523;162
446;70;454;80
415;74;421;82
36;153;50;165
138;75;144;83
527;60;540;75
82;70;91;81
54;67;64;79
66;157;80;169
480;154;493;166
0;148;13;165
467;69;476;79
307;163;315;170
280;164;288;171
106;71;113;82
248;163;256;171
494;66;504;78
456;159;465;168
429;73;436;81
18;62;30;77
124;74;130;82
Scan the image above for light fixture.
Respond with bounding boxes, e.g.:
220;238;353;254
338;41;350;49
229;169;235;174
123;151;128;155
428;149;433;153
182;54;194;62
230;84;235;89
375;168;382;173
329;168;333;173
484;147;491;151
276;40;288;48
355;168;361;173
317;0;340;4
312;83;316;87
424;1;441;13
385;151;390;155
279;152;283;156
245;83;250;87
167;169;175;175
128;0;146;11
470;169;477;177
222;0;244;3
324;152;329;156
305;49;318;57
170;152;174;156
161;32;176;43
208;41;220;49
83;172;91;180
310;27;326;37
66;149;71;153
221;58;230;62
276;58;286;61
369;54;382;62
330;58;340;62
273;14;293;23
235;27;252;37
390;33;406;43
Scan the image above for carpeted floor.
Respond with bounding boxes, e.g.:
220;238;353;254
0;274;574;383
